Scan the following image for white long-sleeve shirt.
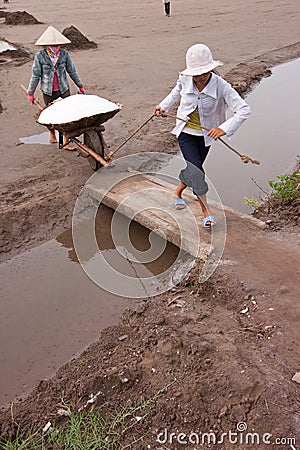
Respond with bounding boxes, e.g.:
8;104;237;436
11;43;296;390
159;72;251;146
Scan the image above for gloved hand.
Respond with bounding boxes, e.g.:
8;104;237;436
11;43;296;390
79;86;85;94
154;105;164;116
27;93;35;103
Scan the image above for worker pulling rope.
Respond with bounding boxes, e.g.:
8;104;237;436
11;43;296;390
161;113;260;165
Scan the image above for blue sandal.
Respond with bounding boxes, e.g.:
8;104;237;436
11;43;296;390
174;197;186;210
203;215;216;228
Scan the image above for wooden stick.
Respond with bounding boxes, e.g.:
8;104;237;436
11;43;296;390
70;137;109;166
161;113;260;165
107;114;155;159
20;84;44;111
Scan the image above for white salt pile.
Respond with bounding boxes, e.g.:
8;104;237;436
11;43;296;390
0;41;16;53
38;94;121;125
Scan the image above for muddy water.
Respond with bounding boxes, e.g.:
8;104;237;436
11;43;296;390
0;208;179;406
19;131;59;145
206;58;300;212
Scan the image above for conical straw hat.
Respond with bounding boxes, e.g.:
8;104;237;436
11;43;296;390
35;26;71;46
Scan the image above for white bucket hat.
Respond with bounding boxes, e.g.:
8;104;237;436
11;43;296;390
35;26;71;46
180;44;223;76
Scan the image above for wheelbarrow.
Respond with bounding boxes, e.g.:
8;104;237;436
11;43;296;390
21;85;121;171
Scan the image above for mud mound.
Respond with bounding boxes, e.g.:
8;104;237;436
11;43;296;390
5;11;41;25
62;25;97;50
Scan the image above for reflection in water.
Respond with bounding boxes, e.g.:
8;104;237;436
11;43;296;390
0;238;135;406
56;205;179;277
0;205;180;406
205;59;300;212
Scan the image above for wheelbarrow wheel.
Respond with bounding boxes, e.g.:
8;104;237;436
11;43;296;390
83;130;105;171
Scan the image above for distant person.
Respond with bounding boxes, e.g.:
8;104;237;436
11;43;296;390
27;26;85;150
162;0;171;17
154;44;251;227
3;0;9;4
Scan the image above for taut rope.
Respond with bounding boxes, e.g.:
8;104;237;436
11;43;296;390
107;114;155;160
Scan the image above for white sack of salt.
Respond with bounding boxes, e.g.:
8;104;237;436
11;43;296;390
38;94;121;125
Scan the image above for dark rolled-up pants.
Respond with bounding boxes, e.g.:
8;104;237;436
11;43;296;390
178;132;210;196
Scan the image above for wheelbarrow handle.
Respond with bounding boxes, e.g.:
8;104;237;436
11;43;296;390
20;84;44;111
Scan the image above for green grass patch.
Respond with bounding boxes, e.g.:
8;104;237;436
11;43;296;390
0;381;175;450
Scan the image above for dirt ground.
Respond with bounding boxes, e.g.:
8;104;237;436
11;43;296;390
0;0;300;448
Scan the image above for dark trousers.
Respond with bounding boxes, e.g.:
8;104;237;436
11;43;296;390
164;2;170;15
177;132;210;196
43;89;70;106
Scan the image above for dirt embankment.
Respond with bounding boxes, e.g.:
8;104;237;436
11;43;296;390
0;261;299;448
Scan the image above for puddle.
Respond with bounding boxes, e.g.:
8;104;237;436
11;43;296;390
0;41;16;52
0;207;179;406
19;131;59;145
205;58;300;213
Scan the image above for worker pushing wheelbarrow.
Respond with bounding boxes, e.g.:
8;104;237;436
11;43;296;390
23;25;122;170
22;87;122;171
